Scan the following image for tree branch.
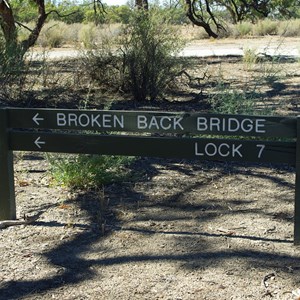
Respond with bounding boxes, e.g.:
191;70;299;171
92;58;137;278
93;0;106;15
185;0;218;38
15;21;33;32
46;9;81;19
0;213;41;229
21;0;47;53
0;0;17;47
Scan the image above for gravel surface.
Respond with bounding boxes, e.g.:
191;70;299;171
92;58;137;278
1;155;300;299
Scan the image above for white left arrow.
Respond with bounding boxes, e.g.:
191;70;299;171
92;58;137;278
32;113;44;126
34;137;46;149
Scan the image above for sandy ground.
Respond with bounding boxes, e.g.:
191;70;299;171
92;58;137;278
181;36;300;57
28;36;300;60
1;37;300;300
0;155;300;299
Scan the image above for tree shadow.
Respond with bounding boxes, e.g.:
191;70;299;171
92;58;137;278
1;157;299;299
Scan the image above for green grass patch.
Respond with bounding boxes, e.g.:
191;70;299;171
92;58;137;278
48;154;135;189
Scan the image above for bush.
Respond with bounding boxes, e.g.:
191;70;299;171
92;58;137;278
208;81;275;116
120;9;185;101
233;22;253;37
82;10;186;101
37;21;68;48
0;39;27;100
209;59;281;116
78;23;98;48
243;48;258;70
63;23;82;45
209;83;258;115
278;19;300;37
80;26;123;94
252;19;278;36
49;154;134;189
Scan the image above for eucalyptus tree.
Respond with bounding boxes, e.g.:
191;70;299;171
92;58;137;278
185;0;300;38
0;0;54;55
0;0;105;56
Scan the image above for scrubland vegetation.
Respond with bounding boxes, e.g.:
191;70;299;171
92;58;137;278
1;2;300;188
16;18;300;49
2;5;300;300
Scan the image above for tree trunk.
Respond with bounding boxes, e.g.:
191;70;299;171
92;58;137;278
20;0;47;54
0;0;48;56
185;0;218;38
0;0;17;48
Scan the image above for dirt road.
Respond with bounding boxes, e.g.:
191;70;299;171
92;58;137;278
29;36;300;60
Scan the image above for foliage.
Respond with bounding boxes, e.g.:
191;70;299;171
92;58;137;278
185;0;300;37
10;0;40;22
252;19;279;36
2;0;300;53
0;36;26;99
79;23;125;96
37;21;68;48
49;154;134;189
55;2;85;24
243;48;259;69
0;0;109;58
278;19;300;36
232;21;253;37
209;82;260;115
209;51;285;115
120;9;185;101
82;9;186;101
104;5;132;24
78;22;98;48
159;6;188;25
228;18;300;37
82;7;106;24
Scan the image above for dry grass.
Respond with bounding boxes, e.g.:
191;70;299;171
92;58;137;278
18;19;300;50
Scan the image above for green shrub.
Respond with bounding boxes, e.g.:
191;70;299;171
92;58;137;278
38;21;68;48
82;10;186;101
252;19;278;36
49;154;135;189
278;19;300;37
209;59;281;116
234;22;253;37
243;48;258;70
0;39;27;100
120;9;185;101
80;27;123;93
78;23;98;48
209;83;258;115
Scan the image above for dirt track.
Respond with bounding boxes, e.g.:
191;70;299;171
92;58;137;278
29;36;300;60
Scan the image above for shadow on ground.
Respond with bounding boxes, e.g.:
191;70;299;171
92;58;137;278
1;157;299;299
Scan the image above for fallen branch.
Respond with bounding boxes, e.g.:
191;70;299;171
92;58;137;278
215;227;236;236
0;214;40;229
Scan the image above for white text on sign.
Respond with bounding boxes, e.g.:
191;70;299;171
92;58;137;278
197;117;266;134
136;115;184;131
194;142;266;159
57;113;124;128
55;113;267;135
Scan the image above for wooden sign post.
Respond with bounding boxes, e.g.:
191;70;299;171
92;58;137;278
1;107;299;244
0;109;16;220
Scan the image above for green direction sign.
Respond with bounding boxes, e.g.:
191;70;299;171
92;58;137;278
7;108;297;138
9;131;296;165
2;107;300;245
